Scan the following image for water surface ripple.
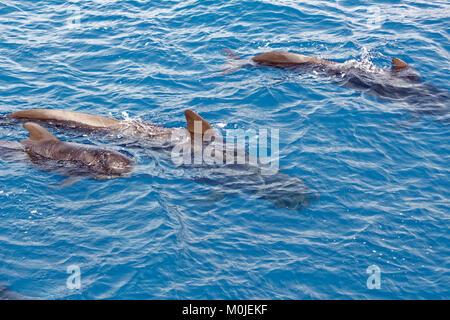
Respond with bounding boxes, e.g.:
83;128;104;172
0;0;449;299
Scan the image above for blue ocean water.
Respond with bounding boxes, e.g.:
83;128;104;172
0;0;449;299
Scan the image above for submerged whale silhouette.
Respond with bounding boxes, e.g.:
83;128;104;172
0;122;135;183
221;50;449;118
0;285;31;300
7;109;316;209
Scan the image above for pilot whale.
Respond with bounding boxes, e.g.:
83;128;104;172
0;122;135;182
7;109;316;209
221;49;449;118
7;109;209;141
221;49;420;82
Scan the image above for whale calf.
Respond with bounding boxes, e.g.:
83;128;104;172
7;109;316;209
0;122;135;182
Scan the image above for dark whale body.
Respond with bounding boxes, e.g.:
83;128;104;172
0;122;135;182
222;50;449;119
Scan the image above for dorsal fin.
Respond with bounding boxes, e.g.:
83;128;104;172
22;122;58;142
185;110;213;135
392;58;409;71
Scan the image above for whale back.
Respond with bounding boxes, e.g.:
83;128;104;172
252;52;307;65
252;52;335;66
10;109;123;129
